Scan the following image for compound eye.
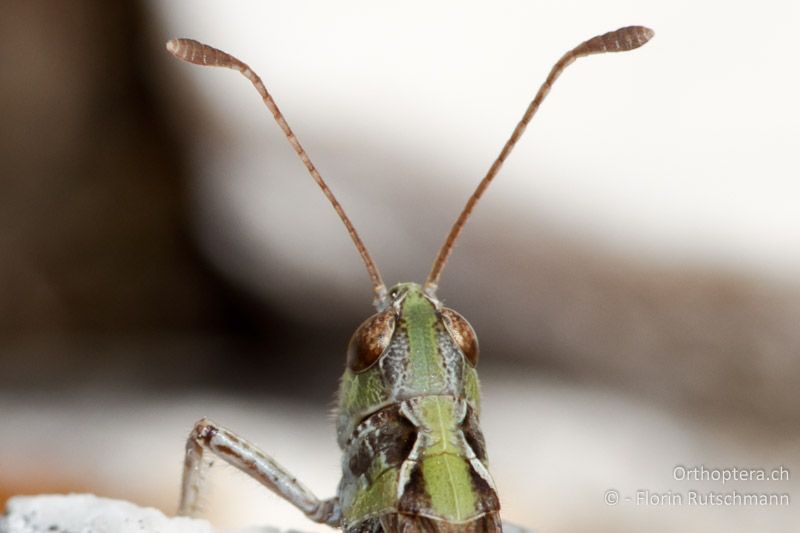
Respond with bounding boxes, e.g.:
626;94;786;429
346;310;396;372
441;308;479;366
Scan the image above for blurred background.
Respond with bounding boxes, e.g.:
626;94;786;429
1;1;799;532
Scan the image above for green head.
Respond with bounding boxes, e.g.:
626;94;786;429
337;282;481;443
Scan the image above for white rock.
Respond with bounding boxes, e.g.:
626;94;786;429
0;494;279;533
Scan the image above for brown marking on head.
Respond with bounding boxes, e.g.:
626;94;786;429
441;308;479;366
347;310;396;372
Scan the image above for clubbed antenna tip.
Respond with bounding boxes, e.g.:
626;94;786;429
579;26;654;54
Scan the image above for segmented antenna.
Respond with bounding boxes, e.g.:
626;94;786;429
424;26;654;295
166;39;388;306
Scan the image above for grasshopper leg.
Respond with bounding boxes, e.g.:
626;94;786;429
179;417;340;526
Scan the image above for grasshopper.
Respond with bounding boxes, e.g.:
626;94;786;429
167;24;653;532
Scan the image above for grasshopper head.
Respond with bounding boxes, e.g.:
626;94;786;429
346;282;479;374
338;280;482;446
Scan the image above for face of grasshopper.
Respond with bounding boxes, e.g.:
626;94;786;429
168;25;653;532
335;282;501;530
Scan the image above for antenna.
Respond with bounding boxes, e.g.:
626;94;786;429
424;26;654;295
166;38;388;307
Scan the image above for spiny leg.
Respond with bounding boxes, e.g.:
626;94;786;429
179;418;340;526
